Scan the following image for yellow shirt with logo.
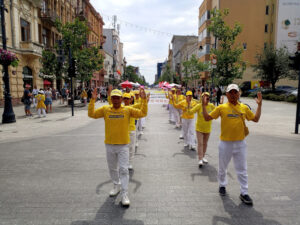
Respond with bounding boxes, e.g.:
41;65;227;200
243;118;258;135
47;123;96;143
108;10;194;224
209;102;255;141
35;94;46;109
173;99;197;119
88;99;148;144
189;103;215;133
128;102;142;131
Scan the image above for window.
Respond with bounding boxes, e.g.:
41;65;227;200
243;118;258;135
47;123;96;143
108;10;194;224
264;42;267;49
266;5;269;15
21;18;30;41
38;24;42;43
265;24;268;33
243;43;247;50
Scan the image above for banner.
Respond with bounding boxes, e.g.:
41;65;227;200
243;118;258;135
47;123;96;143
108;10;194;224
148;90;169;104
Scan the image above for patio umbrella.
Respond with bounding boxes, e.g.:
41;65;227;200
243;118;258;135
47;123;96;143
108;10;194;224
120;80;133;88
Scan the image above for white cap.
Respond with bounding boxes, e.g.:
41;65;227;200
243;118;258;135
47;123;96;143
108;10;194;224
39;90;44;94
226;84;239;92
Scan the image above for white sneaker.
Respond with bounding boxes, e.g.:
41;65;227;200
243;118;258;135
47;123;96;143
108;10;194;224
198;160;203;168
184;143;189;147
203;158;208;163
189;145;196;151
128;164;133;170
139;131;144;135
179;135;184;139
121;193;130;206
109;184;120;197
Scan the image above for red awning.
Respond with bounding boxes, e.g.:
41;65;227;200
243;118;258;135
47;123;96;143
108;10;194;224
44;80;51;85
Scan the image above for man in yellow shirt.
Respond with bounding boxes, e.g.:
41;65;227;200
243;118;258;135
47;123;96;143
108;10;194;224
122;92;141;170
202;84;262;205
172;91;197;150
88;88;148;207
173;88;185;128
165;88;176;124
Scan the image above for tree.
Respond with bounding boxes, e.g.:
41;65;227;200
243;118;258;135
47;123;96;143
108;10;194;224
40;18;103;84
182;54;208;88
158;64;177;83
208;9;246;86
252;45;297;91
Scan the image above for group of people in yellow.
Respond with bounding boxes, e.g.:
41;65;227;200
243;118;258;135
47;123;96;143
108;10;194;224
88;86;149;207
165;84;262;205
88;83;262;207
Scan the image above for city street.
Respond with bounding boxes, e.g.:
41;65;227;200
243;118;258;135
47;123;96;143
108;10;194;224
0;97;300;225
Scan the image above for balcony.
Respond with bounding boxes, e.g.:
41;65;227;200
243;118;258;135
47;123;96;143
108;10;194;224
19;41;43;58
76;7;87;21
40;9;60;26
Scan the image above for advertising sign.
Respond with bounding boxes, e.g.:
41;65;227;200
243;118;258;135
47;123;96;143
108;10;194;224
276;0;300;53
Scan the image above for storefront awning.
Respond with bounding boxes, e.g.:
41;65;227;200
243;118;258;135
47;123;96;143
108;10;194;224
44;80;51;85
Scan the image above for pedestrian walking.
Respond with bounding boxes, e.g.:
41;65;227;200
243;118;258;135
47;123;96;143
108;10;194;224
172;91;197;150
216;86;222;106
44;88;53;113
88;88;148;207
81;89;88;106
32;85;38;108
188;92;223;167
22;84;32;116
201;84;262;205
35;90;47;117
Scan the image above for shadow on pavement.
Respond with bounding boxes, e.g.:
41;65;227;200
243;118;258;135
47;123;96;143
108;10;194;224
190;164;218;182
172;148;197;159
212;196;282;225
95;170;142;195
70;196;144;225
72;171;144;225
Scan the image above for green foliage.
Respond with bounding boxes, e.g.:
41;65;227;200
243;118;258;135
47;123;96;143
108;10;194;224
124;65;148;85
286;95;297;103
252;44;296;91
208;9;246;86
158;64;176;83
182;54;208;87
40;18;103;82
262;93;285;101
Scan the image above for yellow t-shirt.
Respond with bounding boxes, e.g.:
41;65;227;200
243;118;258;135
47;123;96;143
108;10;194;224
209;102;255;141
36;94;46;109
128;102;142;131
174;94;185;104
88;99;148;144
189;103;215;133
173;99;197;119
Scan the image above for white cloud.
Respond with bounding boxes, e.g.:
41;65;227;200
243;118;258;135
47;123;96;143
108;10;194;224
90;0;203;84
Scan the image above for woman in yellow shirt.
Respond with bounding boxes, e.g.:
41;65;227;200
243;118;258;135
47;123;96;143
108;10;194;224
35;90;47;117
188;92;220;167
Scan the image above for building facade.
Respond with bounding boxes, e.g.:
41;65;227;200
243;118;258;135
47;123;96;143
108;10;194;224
103;28;122;84
198;0;298;86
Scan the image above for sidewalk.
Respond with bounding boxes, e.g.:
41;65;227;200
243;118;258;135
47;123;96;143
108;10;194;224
0;99;105;143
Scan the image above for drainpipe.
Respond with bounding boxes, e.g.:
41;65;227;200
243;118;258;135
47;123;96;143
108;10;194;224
10;0;15;48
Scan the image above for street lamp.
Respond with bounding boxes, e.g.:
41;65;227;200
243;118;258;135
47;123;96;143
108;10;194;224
1;0;16;123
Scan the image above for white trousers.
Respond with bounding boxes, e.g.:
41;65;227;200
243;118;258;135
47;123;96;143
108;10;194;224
137;117;145;132
173;108;181;126
105;144;129;194
32;97;37;107
129;131;136;164
218;140;248;195
182;118;195;146
37;108;46;117
169;104;175;122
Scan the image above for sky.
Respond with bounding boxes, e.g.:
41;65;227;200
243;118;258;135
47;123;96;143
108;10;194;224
90;0;204;84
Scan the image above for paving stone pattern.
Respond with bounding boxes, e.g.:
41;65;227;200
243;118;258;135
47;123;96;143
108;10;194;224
0;103;300;225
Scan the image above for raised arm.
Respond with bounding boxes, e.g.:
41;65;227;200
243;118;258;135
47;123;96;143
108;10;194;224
129;89;148;118
88;88;105;119
252;92;262;122
201;95;213;121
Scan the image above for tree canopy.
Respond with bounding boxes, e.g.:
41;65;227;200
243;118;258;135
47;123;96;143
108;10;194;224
208;9;246;86
252;45;297;90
